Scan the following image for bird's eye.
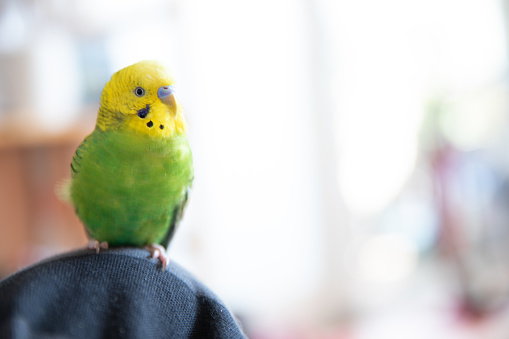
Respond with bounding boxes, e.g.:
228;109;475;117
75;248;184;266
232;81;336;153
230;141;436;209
134;87;145;97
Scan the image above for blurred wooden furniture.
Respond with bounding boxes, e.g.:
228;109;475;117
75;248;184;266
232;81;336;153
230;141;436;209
0;117;95;277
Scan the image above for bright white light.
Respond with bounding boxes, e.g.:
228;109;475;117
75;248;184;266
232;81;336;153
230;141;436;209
332;0;507;216
30;27;82;133
106;22;178;73
330;0;427;216
357;233;419;283
429;0;507;91
337;114;420;216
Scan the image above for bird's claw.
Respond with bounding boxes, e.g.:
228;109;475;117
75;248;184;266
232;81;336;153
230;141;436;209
144;244;169;270
87;239;109;254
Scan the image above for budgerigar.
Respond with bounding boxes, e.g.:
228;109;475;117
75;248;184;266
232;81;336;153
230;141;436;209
68;60;193;269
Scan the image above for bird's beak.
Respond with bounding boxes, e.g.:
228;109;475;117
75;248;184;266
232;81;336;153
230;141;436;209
158;85;178;118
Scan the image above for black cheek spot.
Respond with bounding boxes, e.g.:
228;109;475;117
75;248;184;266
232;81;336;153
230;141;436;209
159;125;164;130
147;121;154;128
137;105;150;119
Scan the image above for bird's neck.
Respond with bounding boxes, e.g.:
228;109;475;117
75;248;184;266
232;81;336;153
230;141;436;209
96;106;122;132
96;106;187;139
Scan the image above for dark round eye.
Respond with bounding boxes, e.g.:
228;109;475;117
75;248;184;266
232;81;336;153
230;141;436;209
134;87;145;97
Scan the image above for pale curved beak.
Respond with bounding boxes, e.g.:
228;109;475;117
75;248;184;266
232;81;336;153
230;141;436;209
158;85;178;118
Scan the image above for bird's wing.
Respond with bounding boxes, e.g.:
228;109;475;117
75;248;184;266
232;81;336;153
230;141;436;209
160;186;192;248
70;135;91;178
55;135;92;203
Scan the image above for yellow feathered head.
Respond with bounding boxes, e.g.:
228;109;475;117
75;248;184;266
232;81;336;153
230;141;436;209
97;60;186;137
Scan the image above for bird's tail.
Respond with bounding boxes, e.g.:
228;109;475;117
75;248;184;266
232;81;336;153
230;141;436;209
55;178;72;204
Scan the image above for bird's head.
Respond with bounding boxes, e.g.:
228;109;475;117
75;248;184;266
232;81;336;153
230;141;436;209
97;60;186;138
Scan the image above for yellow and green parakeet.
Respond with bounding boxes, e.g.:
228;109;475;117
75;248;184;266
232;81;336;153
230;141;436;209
68;60;193;269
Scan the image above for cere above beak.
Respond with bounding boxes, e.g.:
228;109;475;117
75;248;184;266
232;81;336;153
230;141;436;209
158;85;178;117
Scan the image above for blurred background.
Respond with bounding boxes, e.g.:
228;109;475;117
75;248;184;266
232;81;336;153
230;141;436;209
2;0;509;338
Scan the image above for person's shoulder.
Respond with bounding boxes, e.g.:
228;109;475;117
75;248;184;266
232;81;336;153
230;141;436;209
0;248;246;339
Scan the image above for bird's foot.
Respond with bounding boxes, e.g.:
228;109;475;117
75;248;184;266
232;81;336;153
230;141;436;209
144;244;169;270
87;239;109;254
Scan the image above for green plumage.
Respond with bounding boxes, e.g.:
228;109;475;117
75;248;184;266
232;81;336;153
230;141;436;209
70;128;193;247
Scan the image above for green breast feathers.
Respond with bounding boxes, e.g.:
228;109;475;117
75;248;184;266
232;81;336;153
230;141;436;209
70;129;193;248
